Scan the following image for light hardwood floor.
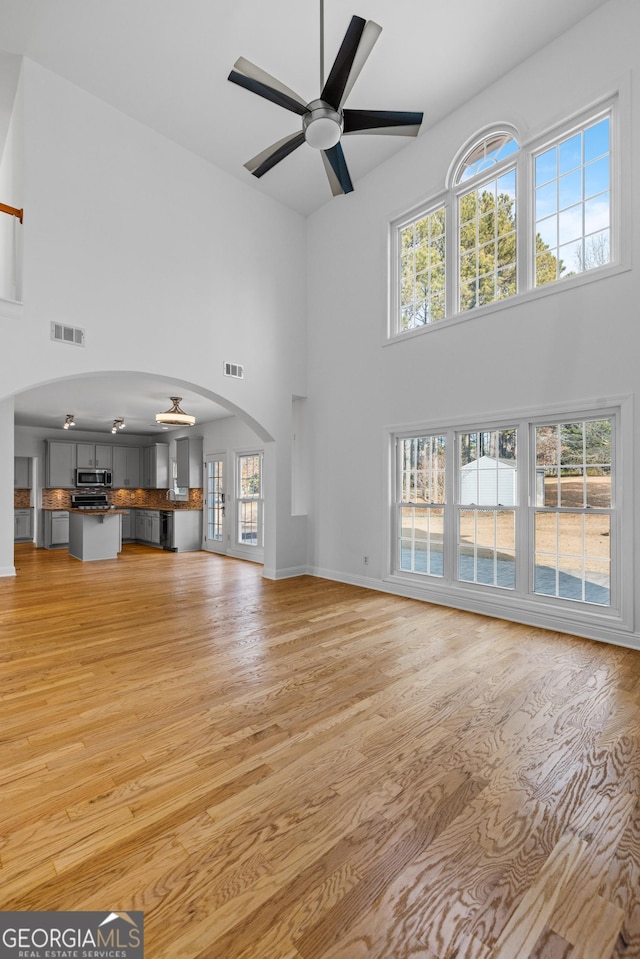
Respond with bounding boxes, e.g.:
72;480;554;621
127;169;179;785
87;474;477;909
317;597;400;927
2;543;640;958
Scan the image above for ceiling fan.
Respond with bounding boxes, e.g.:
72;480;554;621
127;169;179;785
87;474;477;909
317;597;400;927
228;6;423;197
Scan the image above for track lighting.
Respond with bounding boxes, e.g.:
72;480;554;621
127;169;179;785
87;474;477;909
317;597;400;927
63;414;75;430
111;418;125;433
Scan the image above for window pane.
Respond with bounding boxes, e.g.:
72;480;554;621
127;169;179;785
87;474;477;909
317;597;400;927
398;207;446;332
239;454;261;497
532;416;612;606
536;148;557;187
536;181;557;220
399;506;444;576
559;170;582;210
459;429;517;506
457;133;519;182
559;133;582;175
458;173;517;311
534;113;611;286
584;155;609;198
458;508;515;588
584;117;609;163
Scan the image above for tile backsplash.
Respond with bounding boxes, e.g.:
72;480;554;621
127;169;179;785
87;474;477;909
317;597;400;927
42;488;203;510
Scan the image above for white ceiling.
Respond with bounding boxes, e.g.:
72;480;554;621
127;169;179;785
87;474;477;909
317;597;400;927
0;0;610;218
2;0;611;435
13;373;231;437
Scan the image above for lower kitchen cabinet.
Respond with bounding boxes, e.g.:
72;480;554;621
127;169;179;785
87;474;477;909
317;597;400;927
14;509;33;542
44;510;69;548
134;510;161;546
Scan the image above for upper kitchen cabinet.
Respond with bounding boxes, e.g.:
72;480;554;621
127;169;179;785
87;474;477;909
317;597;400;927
112;446;141;489
143;444;169;489
76;444;113;469
176;437;203;489
14;456;32;489
46;441;77;488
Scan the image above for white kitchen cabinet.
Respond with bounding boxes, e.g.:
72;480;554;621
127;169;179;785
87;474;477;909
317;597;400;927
143;444;169;489
44;510;69;548
135;509;161;545
14;509;33;541
112;447;141;488
172;510;202;551
176;437;203;489
14;457;32;489
121;510;134;540
76;443;113;469
46;442;77;488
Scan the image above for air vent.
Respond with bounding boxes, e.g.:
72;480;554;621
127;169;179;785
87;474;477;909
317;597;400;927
224;361;244;379
51;322;85;347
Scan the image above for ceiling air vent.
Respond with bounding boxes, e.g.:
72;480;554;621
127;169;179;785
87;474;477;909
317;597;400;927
224;361;244;379
51;322;85;347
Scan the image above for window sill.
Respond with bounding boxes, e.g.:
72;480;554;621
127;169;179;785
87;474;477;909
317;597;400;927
384;571;633;644
385;260;630;347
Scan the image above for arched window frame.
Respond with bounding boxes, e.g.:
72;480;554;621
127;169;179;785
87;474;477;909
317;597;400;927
448;125;522;317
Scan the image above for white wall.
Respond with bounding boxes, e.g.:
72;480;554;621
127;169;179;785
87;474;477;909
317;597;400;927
2;59;309;576
0;61;23;301
305;0;640;646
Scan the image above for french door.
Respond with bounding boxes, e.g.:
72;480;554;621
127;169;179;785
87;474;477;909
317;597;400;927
203;454;226;553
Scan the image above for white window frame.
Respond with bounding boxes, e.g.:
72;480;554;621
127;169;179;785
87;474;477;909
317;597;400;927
235;450;264;554
387;91;627;343
386;396;633;644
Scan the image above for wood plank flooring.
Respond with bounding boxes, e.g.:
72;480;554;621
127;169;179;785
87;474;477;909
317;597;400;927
2;542;640;958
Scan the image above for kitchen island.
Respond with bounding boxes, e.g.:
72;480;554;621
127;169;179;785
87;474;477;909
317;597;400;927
68;509;129;561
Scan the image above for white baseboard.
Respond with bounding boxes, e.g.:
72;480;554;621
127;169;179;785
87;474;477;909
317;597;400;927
305;565;640;652
262;565;310;581
0;565;17;577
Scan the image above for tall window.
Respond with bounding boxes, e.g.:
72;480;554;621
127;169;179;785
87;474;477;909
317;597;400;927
534;116;610;285
457;428;517;588
392;408;620;621
237;452;263;548
533;418;612;605
397;435;446;576
458;168;517;312
399;206;446;331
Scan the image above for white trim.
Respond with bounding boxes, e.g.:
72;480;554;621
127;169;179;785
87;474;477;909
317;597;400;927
0;565;17;577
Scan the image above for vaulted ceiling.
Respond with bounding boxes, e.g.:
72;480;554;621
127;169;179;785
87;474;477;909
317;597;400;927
0;0;611;217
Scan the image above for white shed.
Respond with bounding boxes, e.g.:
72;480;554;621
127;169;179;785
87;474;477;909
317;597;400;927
459;456;517;506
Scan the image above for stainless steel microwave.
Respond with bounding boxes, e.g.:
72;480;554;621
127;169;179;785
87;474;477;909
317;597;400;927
75;468;112;488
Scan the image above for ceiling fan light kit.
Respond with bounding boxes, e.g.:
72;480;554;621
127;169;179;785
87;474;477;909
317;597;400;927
228;9;423;197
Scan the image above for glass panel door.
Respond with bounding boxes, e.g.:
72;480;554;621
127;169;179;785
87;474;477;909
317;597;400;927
204;454;226;554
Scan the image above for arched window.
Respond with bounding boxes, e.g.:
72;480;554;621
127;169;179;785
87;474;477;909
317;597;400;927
453;131;519;184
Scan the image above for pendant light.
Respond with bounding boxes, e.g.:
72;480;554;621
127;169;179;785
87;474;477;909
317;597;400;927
155;397;196;427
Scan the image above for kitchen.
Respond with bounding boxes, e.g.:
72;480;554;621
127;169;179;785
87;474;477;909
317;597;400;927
11;377;271;574
17;430;204;560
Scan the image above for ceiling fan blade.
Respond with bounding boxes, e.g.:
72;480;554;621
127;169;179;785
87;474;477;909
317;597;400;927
245;131;306;178
322;142;353;196
229;57;309;116
321;17;382;111
343;109;424;137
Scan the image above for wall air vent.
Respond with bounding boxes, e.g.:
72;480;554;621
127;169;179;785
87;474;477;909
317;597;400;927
223;361;244;379
51;322;85;347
